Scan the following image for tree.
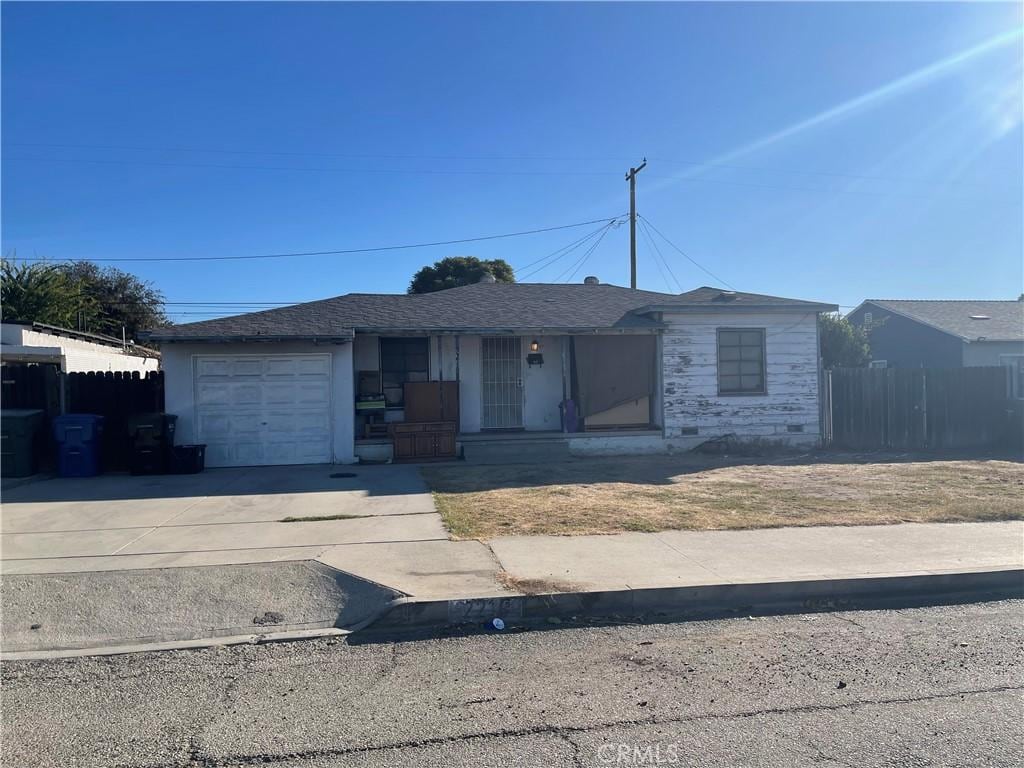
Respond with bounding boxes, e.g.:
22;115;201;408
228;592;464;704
408;256;514;294
0;260;80;328
0;258;169;339
54;261;170;339
819;312;871;369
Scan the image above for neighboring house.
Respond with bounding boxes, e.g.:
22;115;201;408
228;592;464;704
846;299;1024;395
143;279;836;468
1;322;161;373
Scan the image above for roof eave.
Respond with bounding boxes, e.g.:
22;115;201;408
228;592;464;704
352;325;665;334
634;303;837;315
851;300;971;342
144;333;354;344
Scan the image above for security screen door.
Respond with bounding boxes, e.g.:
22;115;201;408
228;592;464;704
481;337;523;429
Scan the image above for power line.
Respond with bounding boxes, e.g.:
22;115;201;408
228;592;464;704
515;221;616;273
517;220;621;280
4;155;1013;202
641;171;1008;203
5;142;630;163
5;155;615;179
638;214;736;290
638;221;673;293
9;216;621;263
556;223;615;283
639;217;684;293
638;218;682;293
5;141;1009;192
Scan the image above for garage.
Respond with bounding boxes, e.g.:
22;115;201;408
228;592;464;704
193;354;333;467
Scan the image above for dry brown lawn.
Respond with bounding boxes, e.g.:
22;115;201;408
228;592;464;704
422;453;1024;540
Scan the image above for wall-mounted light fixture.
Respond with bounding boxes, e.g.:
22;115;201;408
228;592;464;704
527;339;544;366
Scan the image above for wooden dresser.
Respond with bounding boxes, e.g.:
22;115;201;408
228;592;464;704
390;421;456;461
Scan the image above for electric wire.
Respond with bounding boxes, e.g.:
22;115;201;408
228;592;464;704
638;215;736;290
8;216;620;263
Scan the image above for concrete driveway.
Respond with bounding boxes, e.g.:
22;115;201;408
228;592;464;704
1;464;509;655
0;464;447;575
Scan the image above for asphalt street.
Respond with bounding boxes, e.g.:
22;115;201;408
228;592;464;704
2;601;1022;767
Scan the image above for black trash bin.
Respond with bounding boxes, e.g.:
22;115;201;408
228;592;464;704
1;409;46;478
169;444;206;474
127;413;178;475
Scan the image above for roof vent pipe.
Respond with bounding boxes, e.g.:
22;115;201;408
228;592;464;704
477;272;497;284
583;276;600;285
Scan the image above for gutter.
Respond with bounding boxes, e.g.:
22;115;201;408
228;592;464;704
142;334;354;344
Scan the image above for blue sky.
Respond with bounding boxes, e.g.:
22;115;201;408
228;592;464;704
3;2;1022;323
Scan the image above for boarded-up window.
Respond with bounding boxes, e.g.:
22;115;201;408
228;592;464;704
380;337;429;407
717;328;766;395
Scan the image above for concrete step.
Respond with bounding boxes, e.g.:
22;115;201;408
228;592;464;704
462;439;571;465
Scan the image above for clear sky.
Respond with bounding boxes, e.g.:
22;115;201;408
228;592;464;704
2;1;1022;323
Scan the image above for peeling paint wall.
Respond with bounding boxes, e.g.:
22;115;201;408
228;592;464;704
661;312;821;445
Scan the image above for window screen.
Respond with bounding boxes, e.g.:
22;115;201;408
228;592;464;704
380;337;429;407
718;329;766;395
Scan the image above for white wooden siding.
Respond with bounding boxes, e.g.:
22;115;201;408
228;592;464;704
661;312;820;442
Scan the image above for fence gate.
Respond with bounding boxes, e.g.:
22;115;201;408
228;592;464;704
481;337;523;429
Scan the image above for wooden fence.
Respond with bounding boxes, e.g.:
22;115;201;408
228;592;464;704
823;366;1020;451
1;363;165;470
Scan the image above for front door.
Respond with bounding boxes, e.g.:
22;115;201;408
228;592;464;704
481;337;523;429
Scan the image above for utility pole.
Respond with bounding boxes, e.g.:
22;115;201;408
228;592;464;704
626;159;647;289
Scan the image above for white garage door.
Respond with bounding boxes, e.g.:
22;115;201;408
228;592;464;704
194;354;333;467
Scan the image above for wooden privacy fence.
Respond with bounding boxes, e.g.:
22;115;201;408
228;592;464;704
1;364;165;470
823;366;1020;451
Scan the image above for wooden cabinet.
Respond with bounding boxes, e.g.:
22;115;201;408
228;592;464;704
390;421;457;461
403;382;459;425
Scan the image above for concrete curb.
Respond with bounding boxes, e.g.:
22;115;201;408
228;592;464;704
6;569;1019;660
359;568;1024;636
2;627;351;661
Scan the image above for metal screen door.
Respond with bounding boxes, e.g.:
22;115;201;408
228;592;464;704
481;337;523;429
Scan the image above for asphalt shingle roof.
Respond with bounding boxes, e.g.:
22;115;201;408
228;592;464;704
145;283;836;341
859;300;1024;342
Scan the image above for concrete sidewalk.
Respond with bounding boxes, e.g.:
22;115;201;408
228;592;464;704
487;521;1024;593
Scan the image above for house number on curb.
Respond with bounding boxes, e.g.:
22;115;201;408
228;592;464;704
448;598;524;624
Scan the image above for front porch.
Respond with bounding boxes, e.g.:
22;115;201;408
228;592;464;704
354;428;675;464
352;330;667;462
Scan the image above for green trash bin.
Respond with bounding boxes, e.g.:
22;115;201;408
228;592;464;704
1;409;46;478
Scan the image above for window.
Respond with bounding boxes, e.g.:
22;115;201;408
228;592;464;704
380;337;429;407
863;311;873;329
717;328;766;395
869;360;888;369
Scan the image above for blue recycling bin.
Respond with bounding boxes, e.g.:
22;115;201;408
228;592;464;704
53;414;105;477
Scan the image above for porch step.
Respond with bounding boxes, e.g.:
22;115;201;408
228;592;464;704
462;438;572;465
